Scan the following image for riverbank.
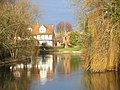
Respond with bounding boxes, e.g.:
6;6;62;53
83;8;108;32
52;51;81;54
40;46;82;54
51;47;81;54
0;58;31;67
0;51;81;67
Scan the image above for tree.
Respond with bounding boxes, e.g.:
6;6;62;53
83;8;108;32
0;1;39;59
74;0;120;72
56;21;73;37
0;0;16;3
69;30;80;46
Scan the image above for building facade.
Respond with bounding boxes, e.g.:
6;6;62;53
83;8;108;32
30;24;55;46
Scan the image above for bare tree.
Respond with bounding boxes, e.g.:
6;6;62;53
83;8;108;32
56;21;73;37
0;1;39;59
0;0;16;4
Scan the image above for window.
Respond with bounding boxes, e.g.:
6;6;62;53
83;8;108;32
37;35;41;40
45;35;49;40
48;35;52;40
41;35;44;40
39;25;46;33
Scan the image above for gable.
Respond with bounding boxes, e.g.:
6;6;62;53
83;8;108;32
39;25;46;33
32;24;54;34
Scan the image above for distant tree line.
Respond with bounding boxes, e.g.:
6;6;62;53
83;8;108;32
56;21;81;47
56;21;73;38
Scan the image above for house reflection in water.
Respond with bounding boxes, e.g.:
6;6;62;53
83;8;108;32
10;63;32;79
1;54;120;90
10;55;56;85
9;54;80;86
34;55;56;85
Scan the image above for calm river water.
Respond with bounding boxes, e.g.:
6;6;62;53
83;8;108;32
0;54;120;90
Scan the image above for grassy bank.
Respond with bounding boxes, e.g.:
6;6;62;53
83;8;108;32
57;47;81;52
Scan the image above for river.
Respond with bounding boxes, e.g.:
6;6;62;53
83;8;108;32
0;54;120;90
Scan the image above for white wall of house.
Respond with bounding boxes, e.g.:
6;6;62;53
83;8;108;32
47;41;52;46
45;35;52;40
35;34;53;46
48;35;52;40
33;25;54;46
37;35;40;40
36;35;52;40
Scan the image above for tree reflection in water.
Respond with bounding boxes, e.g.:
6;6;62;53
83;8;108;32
1;54;120;90
57;54;81;79
0;54;81;90
84;72;120;90
0;66;32;90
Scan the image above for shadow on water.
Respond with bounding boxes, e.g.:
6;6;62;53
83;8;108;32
38;44;55;55
39;45;50;55
0;66;12;90
0;44;11;61
0;66;32;90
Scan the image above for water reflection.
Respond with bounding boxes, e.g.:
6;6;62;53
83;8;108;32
0;54;120;90
57;54;80;79
84;72;120;90
33;55;55;85
0;54;81;90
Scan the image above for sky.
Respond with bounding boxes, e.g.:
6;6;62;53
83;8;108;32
30;0;76;29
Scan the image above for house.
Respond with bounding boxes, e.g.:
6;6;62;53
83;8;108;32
30;24;55;46
55;36;63;46
63;31;71;47
55;31;71;47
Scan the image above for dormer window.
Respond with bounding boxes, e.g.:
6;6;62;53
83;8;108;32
39;25;46;33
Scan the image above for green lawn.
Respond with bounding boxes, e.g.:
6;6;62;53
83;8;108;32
57;47;81;51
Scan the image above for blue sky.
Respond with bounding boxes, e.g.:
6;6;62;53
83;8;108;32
30;0;76;28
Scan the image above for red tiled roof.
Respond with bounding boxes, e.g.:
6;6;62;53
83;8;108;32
32;24;54;34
